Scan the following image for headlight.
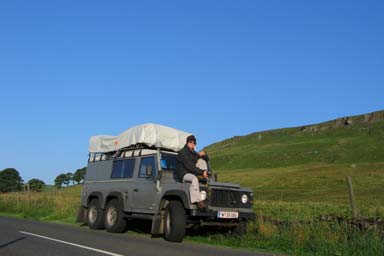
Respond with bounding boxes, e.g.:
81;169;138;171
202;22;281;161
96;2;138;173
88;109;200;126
241;194;248;204
200;191;207;201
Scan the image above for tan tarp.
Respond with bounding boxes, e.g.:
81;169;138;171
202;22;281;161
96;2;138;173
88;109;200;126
89;123;191;153
88;135;117;153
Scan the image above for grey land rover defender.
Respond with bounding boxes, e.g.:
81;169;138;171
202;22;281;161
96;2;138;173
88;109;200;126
78;144;254;242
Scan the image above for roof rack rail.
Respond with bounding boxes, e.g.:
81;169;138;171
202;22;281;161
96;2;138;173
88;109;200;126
119;143;151;151
119;143;177;153
89;144;178;162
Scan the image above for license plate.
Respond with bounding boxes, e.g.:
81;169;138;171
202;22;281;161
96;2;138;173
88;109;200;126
217;211;239;219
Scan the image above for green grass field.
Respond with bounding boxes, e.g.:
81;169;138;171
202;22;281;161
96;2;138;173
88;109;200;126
206;111;384;221
0;185;81;223
218;162;384;221
1;111;383;255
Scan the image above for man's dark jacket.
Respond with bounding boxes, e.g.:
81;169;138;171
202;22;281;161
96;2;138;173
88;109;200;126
176;144;205;181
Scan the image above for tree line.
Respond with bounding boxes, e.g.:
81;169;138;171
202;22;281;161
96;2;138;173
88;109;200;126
54;167;87;189
0;167;86;193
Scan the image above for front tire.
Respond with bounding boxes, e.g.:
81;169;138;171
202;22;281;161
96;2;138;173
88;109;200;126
104;199;127;233
87;199;105;230
164;200;186;242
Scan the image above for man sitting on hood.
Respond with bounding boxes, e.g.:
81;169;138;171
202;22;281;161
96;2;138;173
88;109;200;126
176;135;208;209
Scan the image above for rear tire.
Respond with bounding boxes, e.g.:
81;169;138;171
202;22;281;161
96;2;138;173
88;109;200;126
104;199;127;233
87;199;105;230
164;200;186;242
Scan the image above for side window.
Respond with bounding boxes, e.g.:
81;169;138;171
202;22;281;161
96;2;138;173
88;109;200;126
111;160;123;178
161;154;178;171
139;156;156;178
122;159;135;178
111;159;135;178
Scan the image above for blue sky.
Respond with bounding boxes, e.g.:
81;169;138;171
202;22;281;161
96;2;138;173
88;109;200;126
0;0;383;184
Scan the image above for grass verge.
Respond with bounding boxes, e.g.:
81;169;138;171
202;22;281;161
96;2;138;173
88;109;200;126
189;219;384;256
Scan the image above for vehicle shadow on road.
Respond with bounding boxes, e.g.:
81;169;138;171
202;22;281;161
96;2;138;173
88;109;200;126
125;219;232;238
126;220;152;234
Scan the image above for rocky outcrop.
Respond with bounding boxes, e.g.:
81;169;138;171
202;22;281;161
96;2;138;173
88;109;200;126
298;110;384;133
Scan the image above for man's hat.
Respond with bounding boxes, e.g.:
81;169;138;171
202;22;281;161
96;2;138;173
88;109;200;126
186;135;196;143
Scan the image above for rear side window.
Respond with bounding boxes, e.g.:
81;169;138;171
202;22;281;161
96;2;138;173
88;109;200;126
122;159;135;178
111;160;123;178
111;159;135;178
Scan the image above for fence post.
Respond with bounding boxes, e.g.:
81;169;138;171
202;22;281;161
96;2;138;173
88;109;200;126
27;183;31;206
346;176;358;219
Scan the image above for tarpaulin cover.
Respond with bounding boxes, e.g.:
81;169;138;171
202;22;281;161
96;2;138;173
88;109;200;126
89;123;192;153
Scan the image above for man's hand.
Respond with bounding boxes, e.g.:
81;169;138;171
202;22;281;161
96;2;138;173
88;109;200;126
198;151;206;157
203;170;208;178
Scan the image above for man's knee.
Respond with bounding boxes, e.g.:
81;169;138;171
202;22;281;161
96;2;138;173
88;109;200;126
191;176;199;185
196;159;208;170
183;173;197;184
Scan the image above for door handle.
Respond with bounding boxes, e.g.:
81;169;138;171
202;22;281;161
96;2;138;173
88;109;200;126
133;188;139;192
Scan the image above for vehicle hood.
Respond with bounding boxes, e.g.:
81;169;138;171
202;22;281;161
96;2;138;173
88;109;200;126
209;181;241;189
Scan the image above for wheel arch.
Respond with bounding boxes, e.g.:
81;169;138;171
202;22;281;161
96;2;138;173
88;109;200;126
105;192;125;209
160;190;190;211
87;192;104;208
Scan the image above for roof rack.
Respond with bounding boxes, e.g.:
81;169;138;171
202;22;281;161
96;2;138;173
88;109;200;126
120;143;178;153
88;143;177;162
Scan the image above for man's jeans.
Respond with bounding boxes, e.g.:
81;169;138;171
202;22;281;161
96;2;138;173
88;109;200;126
182;159;208;203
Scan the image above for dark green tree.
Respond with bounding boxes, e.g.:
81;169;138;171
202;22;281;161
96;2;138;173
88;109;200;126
72;167;86;184
63;172;73;187
27;178;45;192
54;173;67;189
0;168;24;193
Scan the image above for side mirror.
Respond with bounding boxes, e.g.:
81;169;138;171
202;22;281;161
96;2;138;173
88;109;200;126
146;165;153;177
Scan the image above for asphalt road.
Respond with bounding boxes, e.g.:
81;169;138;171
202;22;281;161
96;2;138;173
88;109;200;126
0;216;275;256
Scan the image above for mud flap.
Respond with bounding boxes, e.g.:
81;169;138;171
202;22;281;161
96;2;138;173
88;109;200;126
151;213;165;234
76;206;87;223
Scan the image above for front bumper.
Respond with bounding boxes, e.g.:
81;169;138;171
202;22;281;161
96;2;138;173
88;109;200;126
190;207;255;220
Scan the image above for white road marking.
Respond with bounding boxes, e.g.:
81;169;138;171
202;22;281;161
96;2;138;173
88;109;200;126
19;231;125;256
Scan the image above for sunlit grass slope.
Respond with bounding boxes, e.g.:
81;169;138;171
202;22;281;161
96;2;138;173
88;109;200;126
205;111;384;219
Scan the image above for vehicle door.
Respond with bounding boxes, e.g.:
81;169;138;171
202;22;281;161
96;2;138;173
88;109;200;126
110;158;136;211
131;155;158;212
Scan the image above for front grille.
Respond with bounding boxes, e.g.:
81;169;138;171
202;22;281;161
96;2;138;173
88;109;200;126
210;189;243;208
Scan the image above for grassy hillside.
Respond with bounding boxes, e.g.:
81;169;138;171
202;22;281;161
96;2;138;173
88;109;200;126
207;111;384;169
206;110;384;219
